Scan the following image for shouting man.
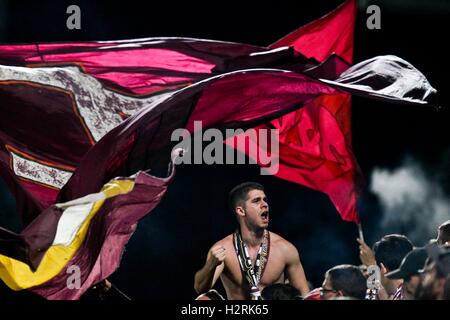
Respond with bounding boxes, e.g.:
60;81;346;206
194;182;309;300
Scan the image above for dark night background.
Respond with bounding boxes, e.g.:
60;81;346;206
0;0;449;300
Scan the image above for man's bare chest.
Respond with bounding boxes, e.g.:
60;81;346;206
223;248;285;286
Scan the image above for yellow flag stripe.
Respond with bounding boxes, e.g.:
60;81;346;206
0;179;134;290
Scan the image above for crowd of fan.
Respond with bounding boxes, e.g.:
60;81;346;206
262;220;450;300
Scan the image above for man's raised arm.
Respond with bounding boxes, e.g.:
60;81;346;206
194;244;226;294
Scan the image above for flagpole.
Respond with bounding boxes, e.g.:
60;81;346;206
110;282;132;300
357;223;364;242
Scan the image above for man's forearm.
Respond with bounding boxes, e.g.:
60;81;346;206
194;262;216;294
298;280;310;296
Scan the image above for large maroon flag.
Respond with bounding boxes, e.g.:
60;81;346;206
0;39;300;225
0;0;359;225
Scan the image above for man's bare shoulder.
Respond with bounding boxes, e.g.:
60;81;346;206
269;231;299;255
213;234;234;249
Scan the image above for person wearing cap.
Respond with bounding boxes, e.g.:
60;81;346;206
385;247;428;300
415;244;450;300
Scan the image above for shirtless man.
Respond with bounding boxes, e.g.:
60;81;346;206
194;182;310;300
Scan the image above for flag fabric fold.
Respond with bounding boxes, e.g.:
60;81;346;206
270;0;356;63
253;0;359;221
0;163;175;299
0;0;361;226
0;39;316;226
321;55;438;106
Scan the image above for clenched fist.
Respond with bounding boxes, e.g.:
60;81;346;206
209;245;226;267
357;238;376;266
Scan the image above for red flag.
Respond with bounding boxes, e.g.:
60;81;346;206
271;0;359;222
270;0;355;63
226;0;360;222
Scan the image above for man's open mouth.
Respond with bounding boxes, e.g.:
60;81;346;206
261;211;269;221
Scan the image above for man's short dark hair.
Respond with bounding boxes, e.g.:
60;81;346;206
261;283;300;300
326;265;367;300
438;220;450;245
373;234;413;271
228;182;264;212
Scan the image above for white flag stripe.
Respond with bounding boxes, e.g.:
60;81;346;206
52;202;95;246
